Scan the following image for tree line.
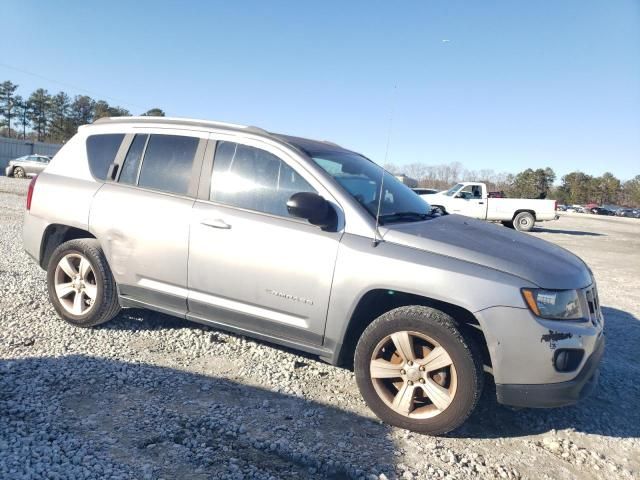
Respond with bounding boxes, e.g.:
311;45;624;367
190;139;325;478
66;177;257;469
0;80;164;144
385;161;640;208
2;79;637;207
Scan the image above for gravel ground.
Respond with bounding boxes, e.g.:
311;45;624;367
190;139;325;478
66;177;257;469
1;175;639;480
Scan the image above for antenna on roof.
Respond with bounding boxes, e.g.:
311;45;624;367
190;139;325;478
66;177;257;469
372;85;397;247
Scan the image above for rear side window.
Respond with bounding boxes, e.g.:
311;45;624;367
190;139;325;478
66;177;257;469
210;141;315;217
86;134;125;180
119;134;148;185
138;134;199;195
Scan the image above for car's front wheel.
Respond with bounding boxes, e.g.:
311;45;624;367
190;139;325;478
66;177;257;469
354;306;483;435
13;166;25;178
46;239;121;327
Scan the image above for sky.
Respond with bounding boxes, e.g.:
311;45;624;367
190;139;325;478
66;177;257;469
3;1;639;180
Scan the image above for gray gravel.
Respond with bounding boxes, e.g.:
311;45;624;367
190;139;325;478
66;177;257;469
1;175;639;479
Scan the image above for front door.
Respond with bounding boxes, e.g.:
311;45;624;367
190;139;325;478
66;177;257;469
24;156;43;175
449;184;487;219
188;139;342;345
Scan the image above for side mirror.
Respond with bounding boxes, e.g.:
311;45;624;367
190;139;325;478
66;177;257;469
454;193;463;199
287;192;335;228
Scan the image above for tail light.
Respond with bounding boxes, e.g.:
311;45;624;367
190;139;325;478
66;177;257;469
26;175;38;211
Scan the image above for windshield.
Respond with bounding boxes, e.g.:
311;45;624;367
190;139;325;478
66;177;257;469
312;152;431;224
444;184;463;196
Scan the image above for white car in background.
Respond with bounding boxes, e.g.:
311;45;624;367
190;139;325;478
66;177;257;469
5;155;51;178
420;182;558;232
565;205;588;213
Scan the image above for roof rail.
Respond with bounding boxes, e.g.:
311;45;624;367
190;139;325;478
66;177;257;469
91;116;269;135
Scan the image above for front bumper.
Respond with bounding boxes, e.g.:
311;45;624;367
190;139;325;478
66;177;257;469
476;303;604;386
496;334;604;408
5;165;13;176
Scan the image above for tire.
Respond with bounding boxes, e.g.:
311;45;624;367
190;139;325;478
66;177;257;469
513;211;535;232
354;306;483;435
501;221;514;229
46;238;121;327
13;167;25;179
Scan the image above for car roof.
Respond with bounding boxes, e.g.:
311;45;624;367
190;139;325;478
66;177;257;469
90;116;357;157
270;133;354;156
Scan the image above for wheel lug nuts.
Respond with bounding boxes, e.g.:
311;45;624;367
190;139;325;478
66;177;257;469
400;369;406;375
407;381;413;386
419;366;425;371
407;361;413;366
419;378;425;384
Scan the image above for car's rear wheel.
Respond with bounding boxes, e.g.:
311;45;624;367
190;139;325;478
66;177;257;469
513;211;535;232
13;167;25;178
354;306;483;435
46;239;120;327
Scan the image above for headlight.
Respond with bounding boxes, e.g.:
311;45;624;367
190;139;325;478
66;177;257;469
521;288;583;320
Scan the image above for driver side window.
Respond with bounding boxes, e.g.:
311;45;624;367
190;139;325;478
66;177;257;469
458;185;482;199
210;141;316;217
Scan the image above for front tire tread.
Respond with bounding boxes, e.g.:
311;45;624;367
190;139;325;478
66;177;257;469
354;306;483;435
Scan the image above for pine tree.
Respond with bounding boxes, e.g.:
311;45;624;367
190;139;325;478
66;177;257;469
0;80;19;137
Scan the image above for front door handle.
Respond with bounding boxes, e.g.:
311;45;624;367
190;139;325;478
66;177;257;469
201;218;231;229
478;201;484;204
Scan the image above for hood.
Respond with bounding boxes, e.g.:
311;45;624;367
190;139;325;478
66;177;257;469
381;215;592;289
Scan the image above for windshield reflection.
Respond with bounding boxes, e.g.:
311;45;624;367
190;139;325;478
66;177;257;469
312;152;432;224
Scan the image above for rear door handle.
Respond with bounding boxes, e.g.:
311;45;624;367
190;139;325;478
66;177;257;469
201;218;231;229
478;201;484;204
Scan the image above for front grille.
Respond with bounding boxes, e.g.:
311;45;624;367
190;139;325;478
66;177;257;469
584;285;602;327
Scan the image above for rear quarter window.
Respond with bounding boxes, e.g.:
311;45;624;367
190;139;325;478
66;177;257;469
86;134;125;180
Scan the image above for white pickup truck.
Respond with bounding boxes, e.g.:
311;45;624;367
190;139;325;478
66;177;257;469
420;182;558;232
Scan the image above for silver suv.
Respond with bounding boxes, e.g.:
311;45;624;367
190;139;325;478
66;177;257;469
22;117;605;434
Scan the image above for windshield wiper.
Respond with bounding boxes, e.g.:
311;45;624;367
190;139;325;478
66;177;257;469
379;211;432;224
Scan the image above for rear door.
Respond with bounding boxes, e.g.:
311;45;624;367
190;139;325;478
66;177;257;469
33;156;50;174
89;129;206;316
187;136;343;345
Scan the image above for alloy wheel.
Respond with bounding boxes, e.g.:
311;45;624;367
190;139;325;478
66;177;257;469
54;253;98;315
370;331;457;419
